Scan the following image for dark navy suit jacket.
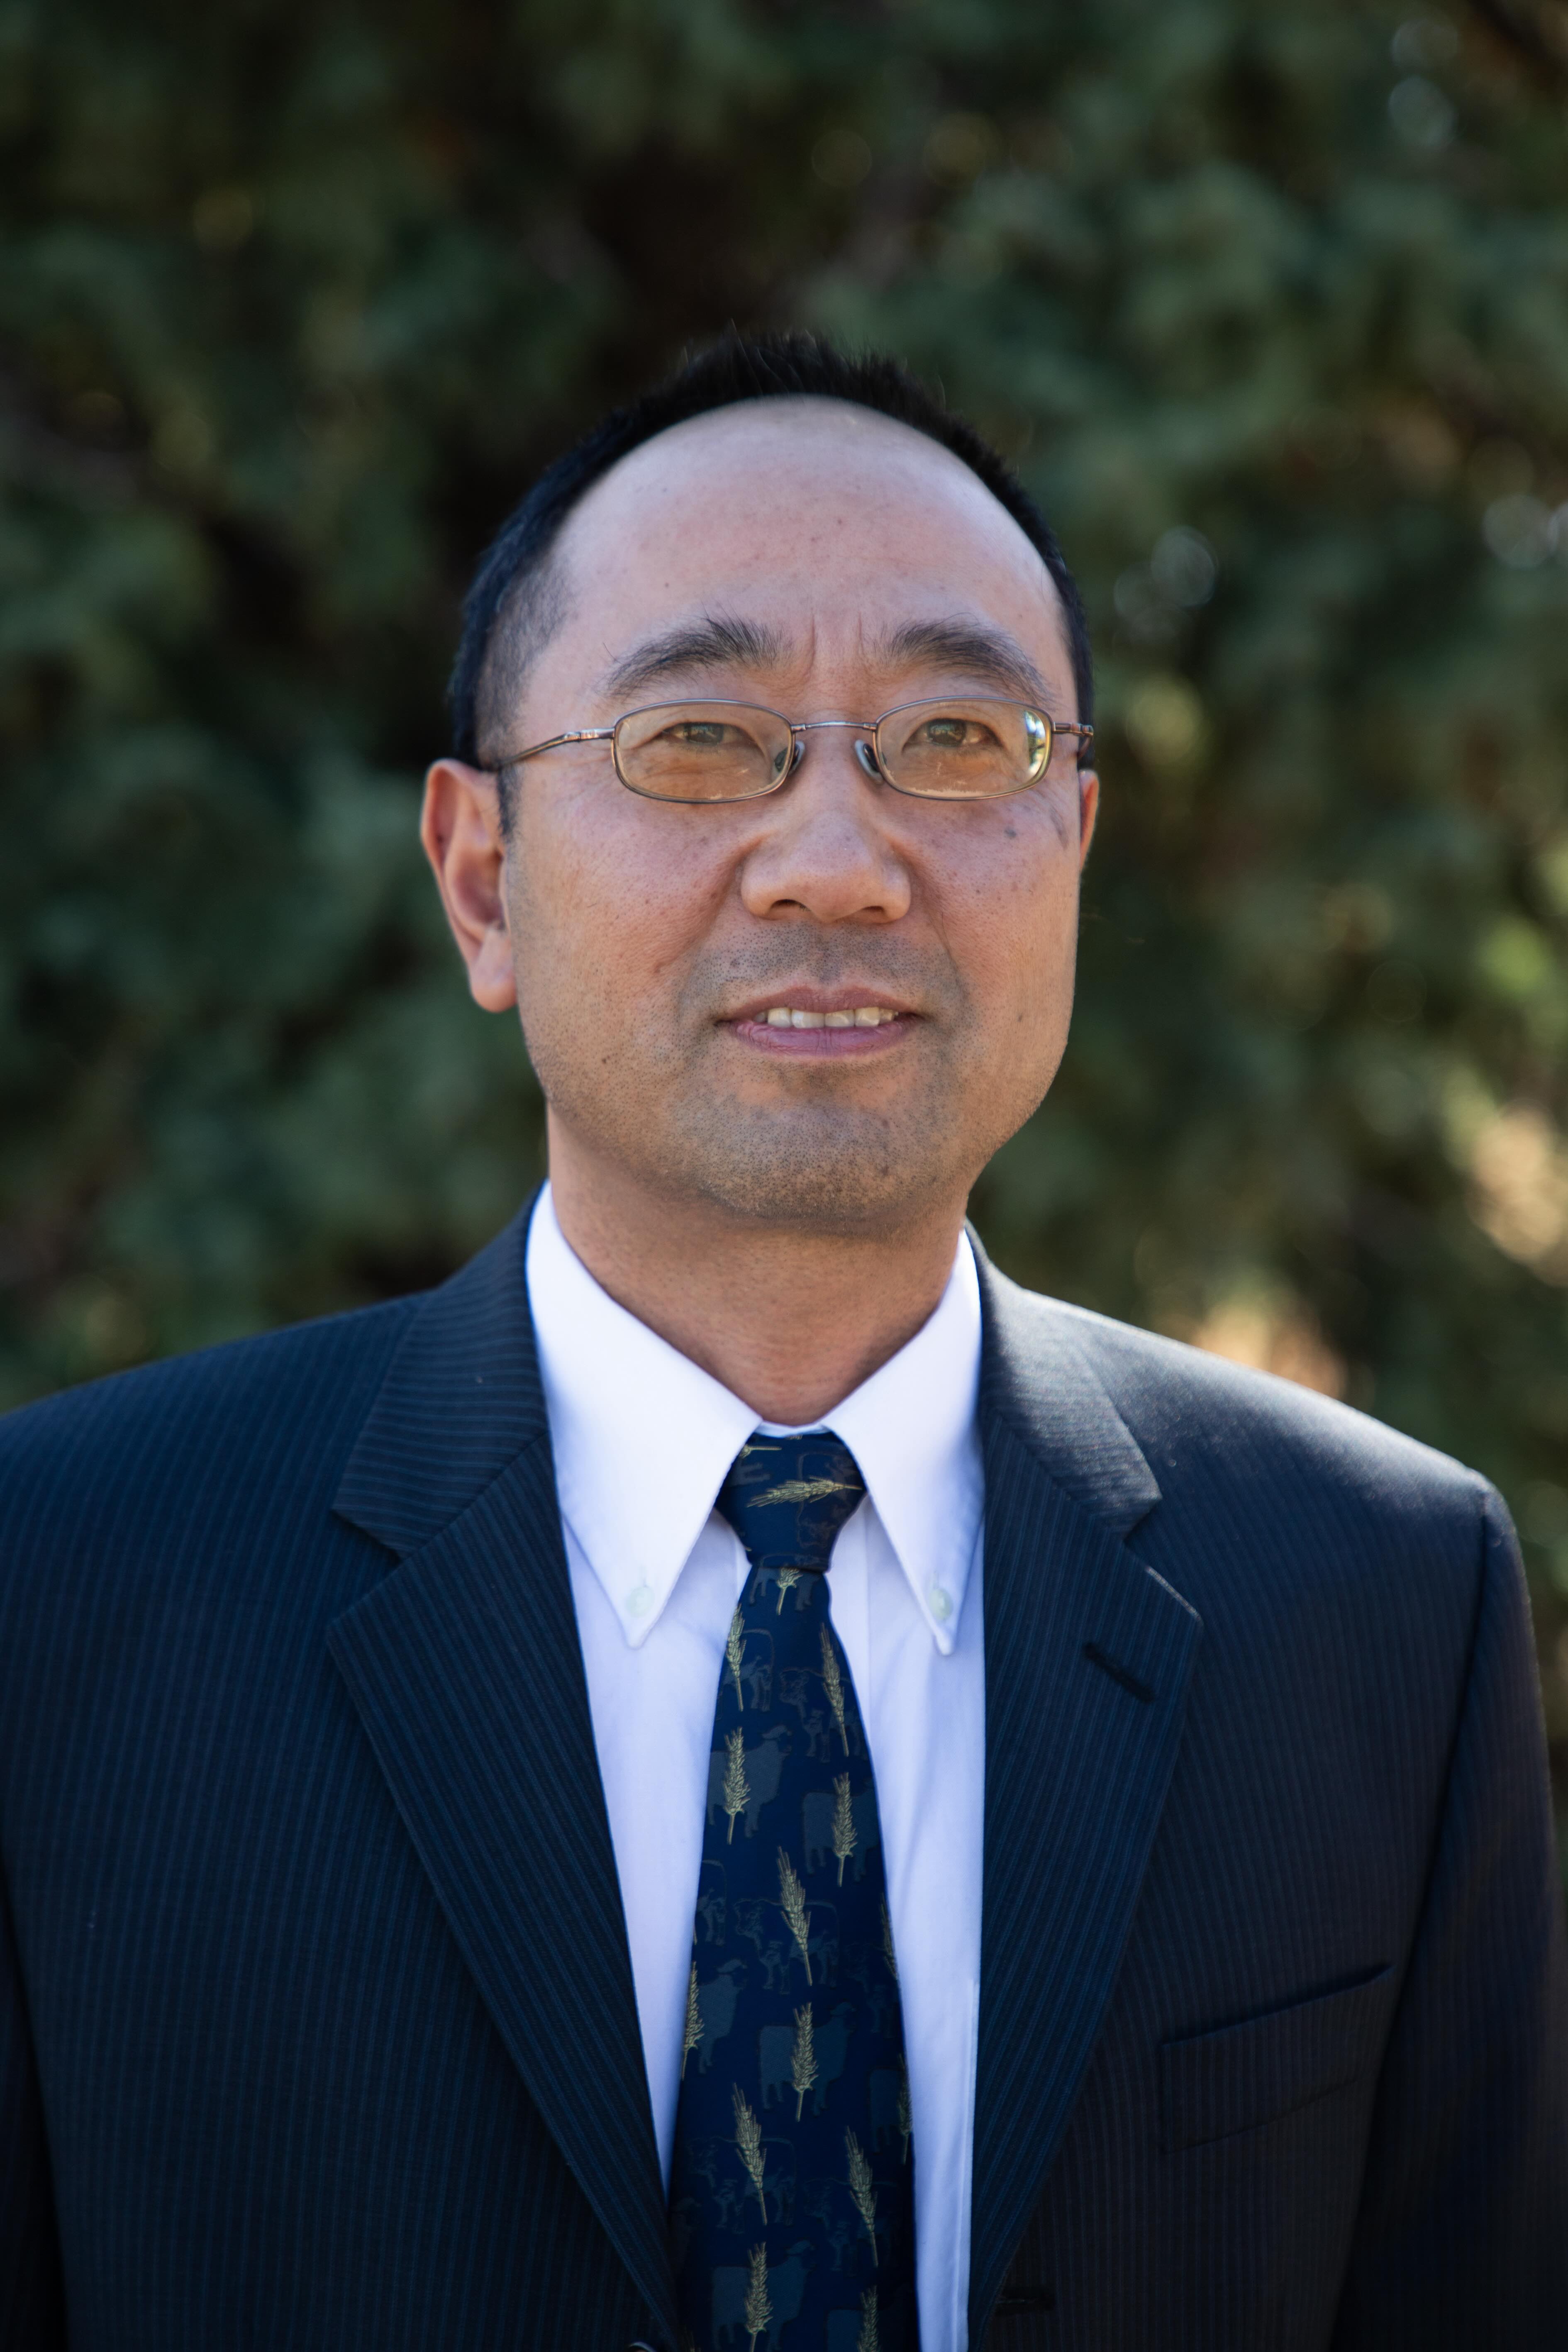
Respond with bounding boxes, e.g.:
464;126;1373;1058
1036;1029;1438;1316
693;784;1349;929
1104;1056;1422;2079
2;1211;1565;2349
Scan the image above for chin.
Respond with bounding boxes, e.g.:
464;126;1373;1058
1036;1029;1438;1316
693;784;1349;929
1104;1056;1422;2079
646;1109;968;1234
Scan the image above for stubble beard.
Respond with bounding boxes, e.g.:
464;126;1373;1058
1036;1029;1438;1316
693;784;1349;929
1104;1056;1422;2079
646;1082;968;1233
514;920;1027;1237
539;1031;976;1236
520;968;986;1236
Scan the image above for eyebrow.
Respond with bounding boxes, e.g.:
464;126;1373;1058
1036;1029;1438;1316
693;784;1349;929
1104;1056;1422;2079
597;611;1060;711
875;619;1056;709
600;617;790;702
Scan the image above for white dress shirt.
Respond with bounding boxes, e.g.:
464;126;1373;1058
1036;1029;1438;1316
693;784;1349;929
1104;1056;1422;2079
525;1185;985;2352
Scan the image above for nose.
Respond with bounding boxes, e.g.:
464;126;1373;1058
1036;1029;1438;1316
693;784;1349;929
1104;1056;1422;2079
737;730;912;927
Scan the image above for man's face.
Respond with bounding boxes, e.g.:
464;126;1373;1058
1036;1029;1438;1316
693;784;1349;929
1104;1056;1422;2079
430;397;1097;1236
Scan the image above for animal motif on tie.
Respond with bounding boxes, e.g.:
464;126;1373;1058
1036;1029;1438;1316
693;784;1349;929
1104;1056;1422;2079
670;1430;917;2351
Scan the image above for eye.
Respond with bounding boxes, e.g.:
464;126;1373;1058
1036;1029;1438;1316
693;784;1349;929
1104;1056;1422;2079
878;699;1046;797
614;703;794;800
659;720;741;749
909;714;999;751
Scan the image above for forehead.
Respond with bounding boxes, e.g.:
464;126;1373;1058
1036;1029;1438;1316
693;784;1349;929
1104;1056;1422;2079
548;397;1066;677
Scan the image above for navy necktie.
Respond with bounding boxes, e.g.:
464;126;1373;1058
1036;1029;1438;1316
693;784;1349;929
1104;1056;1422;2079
670;1431;917;2352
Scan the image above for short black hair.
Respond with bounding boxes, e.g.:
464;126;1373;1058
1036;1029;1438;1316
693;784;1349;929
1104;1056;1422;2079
446;329;1092;769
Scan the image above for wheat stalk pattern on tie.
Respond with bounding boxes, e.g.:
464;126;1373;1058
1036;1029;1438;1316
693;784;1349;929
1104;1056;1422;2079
777;1847;811;1984
832;1772;858;1884
820;1624;849;1754
790;2004;817;2120
682;1960;702;2080
670;1428;915;2348
744;2243;771;2351
722;1729;749;1844
726;1609;746;1710
733;2084;768;2226
846;2129;878;2266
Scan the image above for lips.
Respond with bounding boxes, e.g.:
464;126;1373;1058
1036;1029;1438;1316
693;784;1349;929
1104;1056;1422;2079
724;993;913;1057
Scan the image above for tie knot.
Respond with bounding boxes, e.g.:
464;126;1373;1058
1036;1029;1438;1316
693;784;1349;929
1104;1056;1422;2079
716;1430;866;1575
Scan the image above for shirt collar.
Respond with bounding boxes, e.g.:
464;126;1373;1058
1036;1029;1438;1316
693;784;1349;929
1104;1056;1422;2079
526;1184;983;1655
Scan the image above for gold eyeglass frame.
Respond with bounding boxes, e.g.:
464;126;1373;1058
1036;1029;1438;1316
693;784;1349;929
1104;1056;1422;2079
486;696;1096;805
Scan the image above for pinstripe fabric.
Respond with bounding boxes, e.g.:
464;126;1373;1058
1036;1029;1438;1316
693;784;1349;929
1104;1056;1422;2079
2;1207;1564;2350
976;1295;1568;2348
328;1432;672;2333
968;1415;1199;2328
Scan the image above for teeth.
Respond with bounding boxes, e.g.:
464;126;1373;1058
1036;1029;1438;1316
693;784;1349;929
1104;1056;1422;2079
762;1006;897;1029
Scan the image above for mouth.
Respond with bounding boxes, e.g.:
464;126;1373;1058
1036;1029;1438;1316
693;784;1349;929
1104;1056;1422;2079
723;991;915;1059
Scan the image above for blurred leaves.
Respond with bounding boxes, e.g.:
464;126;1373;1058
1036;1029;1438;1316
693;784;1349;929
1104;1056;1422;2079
2;0;1567;1799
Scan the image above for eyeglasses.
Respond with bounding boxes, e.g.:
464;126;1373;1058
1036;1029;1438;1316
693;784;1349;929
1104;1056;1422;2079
487;697;1094;805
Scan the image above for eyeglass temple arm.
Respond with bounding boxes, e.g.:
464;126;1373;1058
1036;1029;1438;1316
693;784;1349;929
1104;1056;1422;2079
1054;721;1095;768
486;727;615;773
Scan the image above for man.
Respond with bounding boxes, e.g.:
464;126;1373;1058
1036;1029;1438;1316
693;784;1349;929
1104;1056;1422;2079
1;333;1563;2351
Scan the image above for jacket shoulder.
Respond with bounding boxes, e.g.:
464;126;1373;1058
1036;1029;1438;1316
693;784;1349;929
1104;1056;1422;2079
984;1270;1493;1589
1006;1279;1485;1514
987;1275;1505;1777
0;1295;423;1558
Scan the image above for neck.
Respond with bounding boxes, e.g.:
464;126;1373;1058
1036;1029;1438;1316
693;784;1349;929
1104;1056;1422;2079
545;1127;967;1426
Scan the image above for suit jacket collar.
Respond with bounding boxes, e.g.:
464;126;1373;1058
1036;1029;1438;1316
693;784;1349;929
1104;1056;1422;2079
968;1244;1201;2339
970;1223;1163;1539
328;1205;1200;2347
332;1214;549;1556
328;1204;678;2339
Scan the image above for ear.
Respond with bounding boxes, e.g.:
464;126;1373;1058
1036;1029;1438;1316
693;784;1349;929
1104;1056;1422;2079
1077;768;1100;868
419;759;517;1011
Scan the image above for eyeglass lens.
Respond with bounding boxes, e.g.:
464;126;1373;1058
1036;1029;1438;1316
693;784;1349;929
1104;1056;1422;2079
613;704;794;802
878;700;1051;799
610;700;1053;803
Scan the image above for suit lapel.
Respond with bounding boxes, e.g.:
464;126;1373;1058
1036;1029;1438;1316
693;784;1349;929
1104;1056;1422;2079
968;1254;1202;2340
322;1210;1196;2341
327;1208;675;2340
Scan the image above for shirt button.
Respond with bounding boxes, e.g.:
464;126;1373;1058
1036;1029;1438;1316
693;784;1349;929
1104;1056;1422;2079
928;1584;953;1623
624;1583;654;1618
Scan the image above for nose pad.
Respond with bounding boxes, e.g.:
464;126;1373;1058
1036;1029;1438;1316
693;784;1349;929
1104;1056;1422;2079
853;737;883;781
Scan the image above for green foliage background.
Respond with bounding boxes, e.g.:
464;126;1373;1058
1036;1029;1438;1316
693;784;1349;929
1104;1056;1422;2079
4;1;1568;1815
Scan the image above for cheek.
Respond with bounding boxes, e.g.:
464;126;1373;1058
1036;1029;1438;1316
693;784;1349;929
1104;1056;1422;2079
507;787;734;1013
934;812;1082;1025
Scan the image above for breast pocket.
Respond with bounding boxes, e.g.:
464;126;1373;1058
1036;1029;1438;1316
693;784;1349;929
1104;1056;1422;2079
1160;1964;1394;2155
